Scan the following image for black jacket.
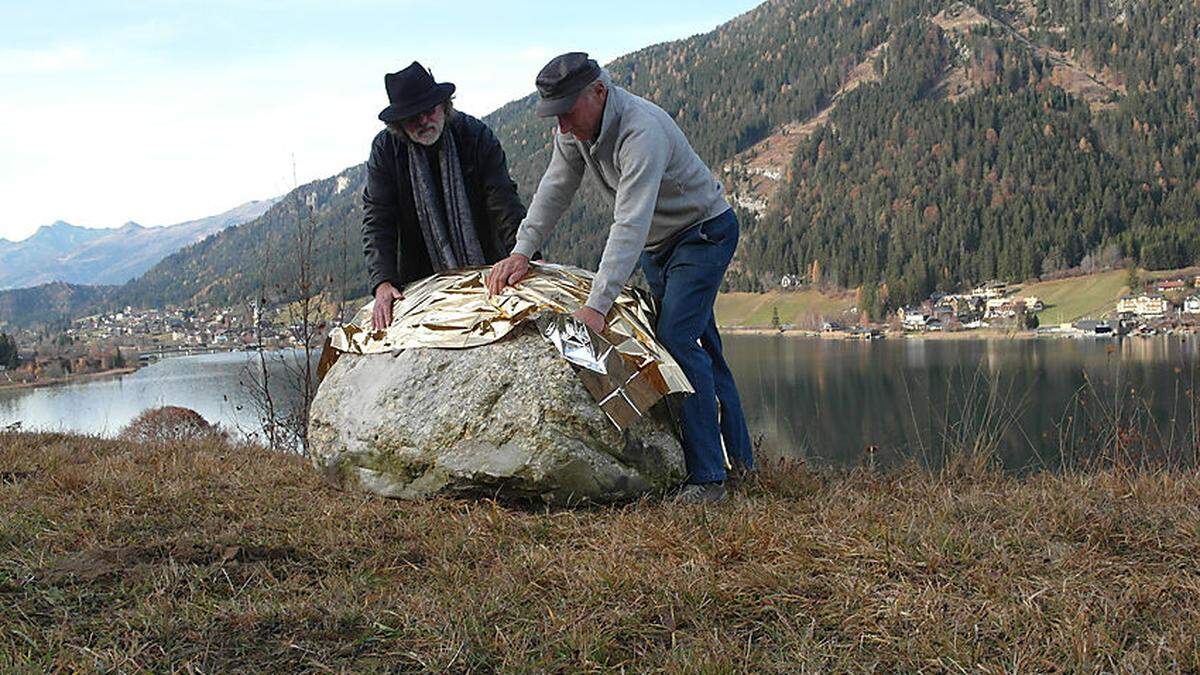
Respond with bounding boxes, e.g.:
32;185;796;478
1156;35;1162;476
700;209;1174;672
361;112;526;293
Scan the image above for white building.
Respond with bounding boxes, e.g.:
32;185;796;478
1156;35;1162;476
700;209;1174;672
971;281;1009;299
898;306;929;330
1117;294;1170;317
1185;295;1200;315
780;274;803;288
985;298;1022;319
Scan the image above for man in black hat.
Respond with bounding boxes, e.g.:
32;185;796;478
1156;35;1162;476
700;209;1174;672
487;52;754;504
363;61;527;330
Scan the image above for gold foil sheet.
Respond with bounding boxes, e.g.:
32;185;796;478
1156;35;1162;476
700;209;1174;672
324;263;693;429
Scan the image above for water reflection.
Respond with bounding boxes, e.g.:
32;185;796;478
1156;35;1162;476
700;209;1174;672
723;334;1200;470
0;350;309;437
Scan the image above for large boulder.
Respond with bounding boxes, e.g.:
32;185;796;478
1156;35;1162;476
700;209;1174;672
308;326;686;504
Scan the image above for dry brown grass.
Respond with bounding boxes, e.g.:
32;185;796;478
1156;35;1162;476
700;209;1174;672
3;431;1200;671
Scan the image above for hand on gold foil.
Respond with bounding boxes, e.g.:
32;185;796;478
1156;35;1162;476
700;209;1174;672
486;253;531;296
573;306;607;334
372;282;405;330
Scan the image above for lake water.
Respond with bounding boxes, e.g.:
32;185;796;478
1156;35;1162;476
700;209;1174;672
0;350;312;441
2;336;1197;470
725;333;1200;470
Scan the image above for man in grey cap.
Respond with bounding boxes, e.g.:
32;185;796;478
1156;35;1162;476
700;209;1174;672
486;52;753;503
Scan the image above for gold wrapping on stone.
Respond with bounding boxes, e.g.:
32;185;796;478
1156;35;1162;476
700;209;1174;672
325;263;693;429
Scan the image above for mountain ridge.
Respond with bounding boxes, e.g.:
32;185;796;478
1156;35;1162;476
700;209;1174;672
0;198;280;291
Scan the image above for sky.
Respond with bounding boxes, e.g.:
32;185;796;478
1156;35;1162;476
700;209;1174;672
0;0;761;242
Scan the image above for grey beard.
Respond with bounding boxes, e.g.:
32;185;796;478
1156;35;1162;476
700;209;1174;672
409;123;444;146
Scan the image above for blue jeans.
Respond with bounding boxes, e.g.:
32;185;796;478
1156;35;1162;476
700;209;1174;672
640;208;753;483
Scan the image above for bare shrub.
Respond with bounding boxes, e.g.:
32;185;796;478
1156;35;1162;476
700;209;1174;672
239;160;350;456
120;406;224;444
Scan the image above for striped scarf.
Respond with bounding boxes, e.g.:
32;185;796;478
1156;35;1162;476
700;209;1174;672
406;129;487;271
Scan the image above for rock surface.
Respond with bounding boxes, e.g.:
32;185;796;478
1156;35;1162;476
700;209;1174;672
308;326;686;504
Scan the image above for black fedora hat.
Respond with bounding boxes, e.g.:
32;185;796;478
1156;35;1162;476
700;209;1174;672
378;61;456;123
534;52;601;117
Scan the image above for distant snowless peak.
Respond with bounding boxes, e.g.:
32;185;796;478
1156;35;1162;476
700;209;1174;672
10;197;278;244
0;196;279;290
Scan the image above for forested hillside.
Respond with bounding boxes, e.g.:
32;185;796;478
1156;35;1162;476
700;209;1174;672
488;0;913;276
2;0;1197;327
737;0;1200;311
0;283;119;330
497;0;1200;309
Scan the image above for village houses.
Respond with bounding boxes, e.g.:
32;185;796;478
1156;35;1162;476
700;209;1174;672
894;281;1048;331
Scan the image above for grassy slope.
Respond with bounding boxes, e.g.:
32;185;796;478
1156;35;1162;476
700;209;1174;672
715;266;1197;327
3;432;1200;670
716;290;857;328
1021;270;1130;325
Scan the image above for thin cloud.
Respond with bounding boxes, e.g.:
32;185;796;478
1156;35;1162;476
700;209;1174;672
0;46;95;75
0;0;762;240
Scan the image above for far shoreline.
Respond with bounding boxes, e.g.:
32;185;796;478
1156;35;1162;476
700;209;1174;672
0;366;141;392
715;326;1197;341
717;326;1032;339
